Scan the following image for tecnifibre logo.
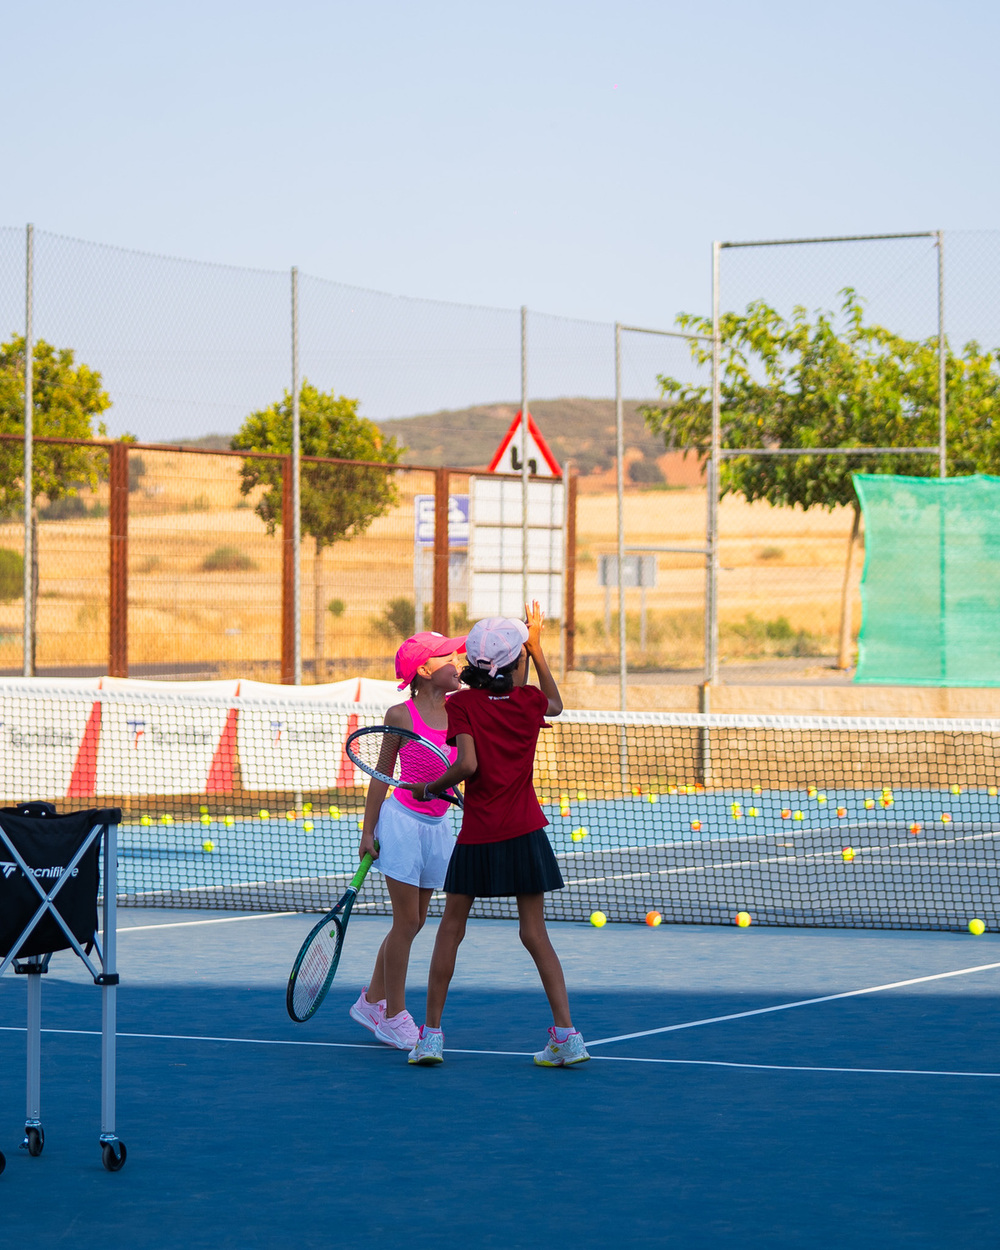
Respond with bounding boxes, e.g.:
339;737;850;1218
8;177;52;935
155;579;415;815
0;862;78;881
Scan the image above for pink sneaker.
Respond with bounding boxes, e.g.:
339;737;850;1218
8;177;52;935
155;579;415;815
375;1009;420;1050
349;988;385;1035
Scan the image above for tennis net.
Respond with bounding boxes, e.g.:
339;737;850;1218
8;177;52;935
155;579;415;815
3;684;999;930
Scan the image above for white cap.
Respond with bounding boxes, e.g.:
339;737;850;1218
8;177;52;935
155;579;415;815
465;617;529;677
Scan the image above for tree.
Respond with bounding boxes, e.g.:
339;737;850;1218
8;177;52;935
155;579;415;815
0;335;111;671
232;383;403;678
642;293;1000;668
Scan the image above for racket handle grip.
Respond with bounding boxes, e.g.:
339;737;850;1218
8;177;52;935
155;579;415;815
351;852;374;890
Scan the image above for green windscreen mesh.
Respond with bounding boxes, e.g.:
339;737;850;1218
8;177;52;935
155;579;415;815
855;473;1000;686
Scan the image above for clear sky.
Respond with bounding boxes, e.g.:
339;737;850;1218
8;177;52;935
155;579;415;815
2;0;998;438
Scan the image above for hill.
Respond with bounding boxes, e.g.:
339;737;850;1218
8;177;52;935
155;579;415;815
375;398;669;476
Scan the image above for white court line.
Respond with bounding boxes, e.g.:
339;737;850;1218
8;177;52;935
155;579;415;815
587;959;1000;1047
0;1025;996;1078
112;912;297;933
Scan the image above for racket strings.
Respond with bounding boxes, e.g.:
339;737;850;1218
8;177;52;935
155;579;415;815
290;923;341;1019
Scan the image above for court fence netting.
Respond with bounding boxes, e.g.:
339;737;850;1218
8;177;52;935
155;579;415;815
5;685;1000;931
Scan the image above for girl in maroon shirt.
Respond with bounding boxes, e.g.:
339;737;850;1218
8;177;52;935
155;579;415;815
405;602;590;1068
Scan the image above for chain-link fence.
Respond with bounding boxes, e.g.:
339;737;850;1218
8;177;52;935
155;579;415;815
1;225;998;693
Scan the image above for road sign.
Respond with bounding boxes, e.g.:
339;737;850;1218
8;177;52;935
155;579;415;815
487;412;562;478
413;494;469;546
597;554;658;588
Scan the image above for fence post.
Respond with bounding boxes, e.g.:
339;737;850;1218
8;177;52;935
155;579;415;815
108;443;129;678
23;224;33;677
564;470;577;672
433;467;450;635
282;455;295;683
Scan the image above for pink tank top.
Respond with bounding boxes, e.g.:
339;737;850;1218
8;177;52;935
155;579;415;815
391;699;458;818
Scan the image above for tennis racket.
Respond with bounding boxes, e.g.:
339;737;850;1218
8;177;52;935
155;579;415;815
286;853;374;1022
345;724;463;808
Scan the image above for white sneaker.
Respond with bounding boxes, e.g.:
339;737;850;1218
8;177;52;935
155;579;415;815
375;1009;420;1050
349;988;385;1035
407;1027;445;1065
533;1027;590;1067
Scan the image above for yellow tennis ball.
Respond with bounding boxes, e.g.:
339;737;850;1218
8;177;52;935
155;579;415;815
200;814;211;826
989;786;998;797
817;794;827;804
590;911;607;928
161;813;174;825
735;911;752;928
202;839;214;852
752;786;762;796
748;807;758;817
645;910;662;927
258;809;269;819
793;810;804;821
969;918;986;935
140;814;151;826
577;790;587;801
842;847;855;862
864;798;875;809
328;805;341;819
571;827;588;842
303;821;314;832
223;815;234;827
647;793;658;803
950;784;961;795
199;805;209;814
303;802;312;813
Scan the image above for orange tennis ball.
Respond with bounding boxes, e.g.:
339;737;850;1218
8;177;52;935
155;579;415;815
645;910;662;927
690;820;702;831
941;813;952;824
909;822;922;835
836;806;847;817
781;809;791;819
735;911;752;928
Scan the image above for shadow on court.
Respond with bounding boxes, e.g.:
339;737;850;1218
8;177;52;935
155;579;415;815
2;914;999;1249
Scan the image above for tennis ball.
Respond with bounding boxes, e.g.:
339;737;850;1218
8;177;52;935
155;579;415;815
817;794;827;804
590;911;607;928
881;788;893;799
202;839;214;852
842;847;855;862
161;813;174;825
989;787;998;797
685;785;697;795
807;787;817;799
647;793;658;804
667;785;678;795
577;790;587;801
793;810;804;821
781;809;791;819
836;807;847;818
200;814;211;826
223;815;234;827
752;786;762;796
645;910;662;927
880;796;894;808
303;821;314;832
864;798;875;810
941;813;952;824
571;827;588;842
140;814;151;826
328;805;341;819
748;806;758;817
199;805;208;814
303;802;312;813
690;820;702;831
631;785;641;796
285;810;297;822
969;918;986;936
909;822;922;835
735;911;752;927
950;784;961;795
258;809;270;819
730;803;742;815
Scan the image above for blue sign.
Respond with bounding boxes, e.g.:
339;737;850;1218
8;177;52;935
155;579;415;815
414;495;469;547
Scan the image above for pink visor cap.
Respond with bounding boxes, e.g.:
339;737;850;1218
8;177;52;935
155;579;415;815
395;631;467;690
464;617;529;677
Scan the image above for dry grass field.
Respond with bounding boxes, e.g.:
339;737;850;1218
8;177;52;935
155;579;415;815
0;451;860;678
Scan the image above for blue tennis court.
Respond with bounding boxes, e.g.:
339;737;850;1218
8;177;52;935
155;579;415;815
3;909;999;1248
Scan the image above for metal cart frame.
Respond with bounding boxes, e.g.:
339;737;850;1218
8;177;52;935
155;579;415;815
0;806;125;1174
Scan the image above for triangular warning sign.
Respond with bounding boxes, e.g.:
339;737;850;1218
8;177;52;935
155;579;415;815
487;412;562;478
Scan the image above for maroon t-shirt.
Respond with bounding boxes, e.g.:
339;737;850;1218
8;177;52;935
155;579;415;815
445;684;550;845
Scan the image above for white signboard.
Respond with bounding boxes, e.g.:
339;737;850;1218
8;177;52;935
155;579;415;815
467;476;565;619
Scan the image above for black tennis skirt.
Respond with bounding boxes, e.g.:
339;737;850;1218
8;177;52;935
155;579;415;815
443;828;565;897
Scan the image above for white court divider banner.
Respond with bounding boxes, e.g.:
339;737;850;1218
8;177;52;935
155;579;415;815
95;678;240;797
236;688;384;793
0;678;102;802
356;678;404;707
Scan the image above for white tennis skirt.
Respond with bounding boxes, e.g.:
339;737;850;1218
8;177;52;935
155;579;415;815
372;795;457;889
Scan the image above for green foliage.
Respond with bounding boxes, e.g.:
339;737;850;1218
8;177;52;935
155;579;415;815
327;598;346;617
726;613;823;657
642;292;1000;511
232;382;403;547
0;548;24;600
373;597;415;641
201;545;258;572
628;458;665;485
0;335;111;517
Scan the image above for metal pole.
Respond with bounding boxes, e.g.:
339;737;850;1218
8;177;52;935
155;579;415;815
100;819;119;1144
615;322;627;712
520;305;529;609
706;241;721;685
937;230;946;479
291;267;302;684
23;224;33;677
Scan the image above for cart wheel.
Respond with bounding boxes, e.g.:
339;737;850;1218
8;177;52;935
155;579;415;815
101;1140;127;1172
25;1126;44;1157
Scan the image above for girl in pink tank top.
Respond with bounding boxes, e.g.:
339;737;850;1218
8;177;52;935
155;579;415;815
349;631;466;1051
